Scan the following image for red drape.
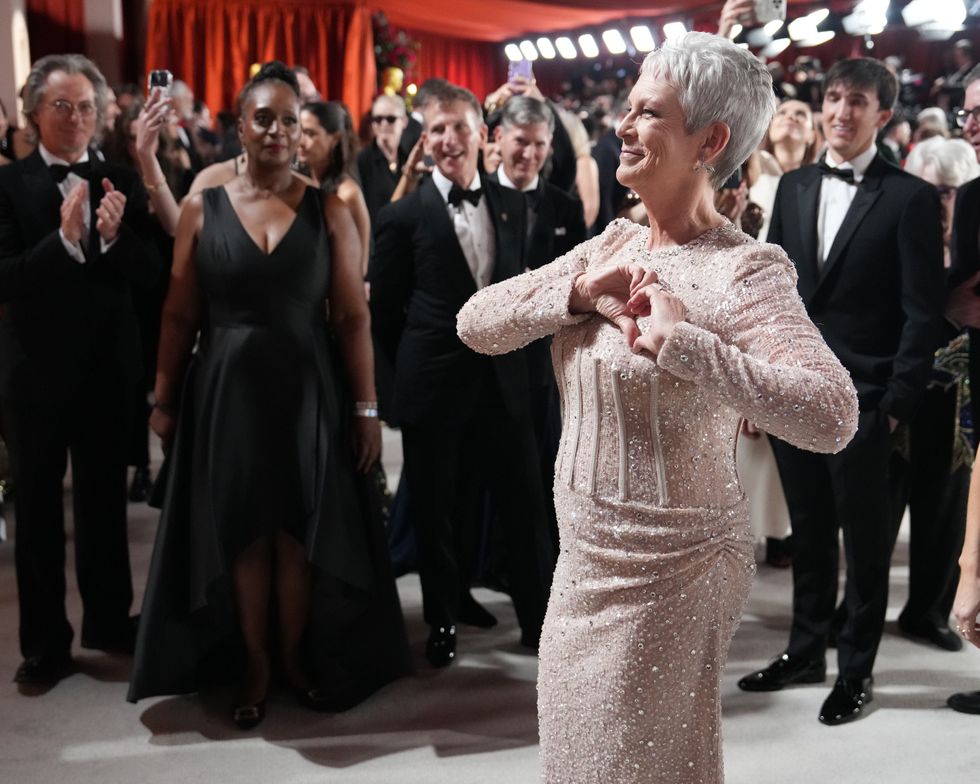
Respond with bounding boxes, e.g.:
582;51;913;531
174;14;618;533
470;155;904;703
408;29;506;101
146;0;377;121
27;0;85;59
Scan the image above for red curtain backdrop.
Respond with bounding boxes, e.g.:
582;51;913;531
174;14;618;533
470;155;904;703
408;29;506;102
146;0;377;121
27;0;85;59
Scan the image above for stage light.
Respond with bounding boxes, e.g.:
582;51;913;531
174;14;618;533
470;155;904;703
763;19;785;36
555;36;578;59
844;0;890;35
578;34;600;58
903;0;966;29
662;22;687;39
799;31;837;46
519;40;539;60
537;37;557;59
808;9;830;25
760;37;792;57
729;23;743;39
629;25;656;52
602;29;627;55
406;83;418;96
505;43;523;61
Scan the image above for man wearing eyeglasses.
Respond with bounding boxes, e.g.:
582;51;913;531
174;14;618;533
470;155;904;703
0;54;160;685
946;64;980;716
357;94;413;221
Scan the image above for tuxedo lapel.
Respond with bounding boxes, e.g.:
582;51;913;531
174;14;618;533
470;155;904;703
794;170;821;297
418;177;476;293
817;158;886;288
483;178;523;283
20;149;64;236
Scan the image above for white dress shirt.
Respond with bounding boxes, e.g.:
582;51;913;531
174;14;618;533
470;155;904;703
816;141;878;266
432;167;495;289
496;168;539;193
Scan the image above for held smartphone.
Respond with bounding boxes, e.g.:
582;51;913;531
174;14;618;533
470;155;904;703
147;69;174;98
508;59;534;86
753;0;786;23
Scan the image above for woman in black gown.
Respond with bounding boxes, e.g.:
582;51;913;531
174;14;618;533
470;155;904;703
127;63;412;728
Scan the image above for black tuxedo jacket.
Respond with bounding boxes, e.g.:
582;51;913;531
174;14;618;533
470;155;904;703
357;142;407;221
368;176;532;426
950;175;980;413
768;154;945;421
0;148;161;402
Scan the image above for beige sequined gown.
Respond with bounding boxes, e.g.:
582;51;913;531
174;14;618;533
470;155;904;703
457;219;858;784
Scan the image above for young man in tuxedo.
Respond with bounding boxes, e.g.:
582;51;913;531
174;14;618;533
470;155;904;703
368;82;553;667
738;58;946;724
488;94;586;548
0;54;161;684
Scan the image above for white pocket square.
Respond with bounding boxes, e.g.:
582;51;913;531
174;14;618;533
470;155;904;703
554;227;567;236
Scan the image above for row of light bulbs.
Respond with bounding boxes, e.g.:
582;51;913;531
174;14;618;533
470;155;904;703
503;23;684;62
505;0;969;63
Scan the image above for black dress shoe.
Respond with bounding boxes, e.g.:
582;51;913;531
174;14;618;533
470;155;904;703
14;654;72;684
948;690;980;714
232;700;266;730
425;624;457;667
898;617;963;652
81;615;139;654
819;676;873;725
128;466;153;503
738;653;826;692
459;594;497;629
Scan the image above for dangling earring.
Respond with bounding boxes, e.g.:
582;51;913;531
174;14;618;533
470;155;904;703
693;158;716;176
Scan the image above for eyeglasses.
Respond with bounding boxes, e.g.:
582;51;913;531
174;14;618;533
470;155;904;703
955;106;980;127
47;99;97;119
371;114;402;125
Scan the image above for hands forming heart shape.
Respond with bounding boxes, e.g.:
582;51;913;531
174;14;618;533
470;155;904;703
570;262;688;357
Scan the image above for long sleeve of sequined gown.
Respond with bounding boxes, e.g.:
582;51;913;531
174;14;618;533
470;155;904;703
457;218;857;784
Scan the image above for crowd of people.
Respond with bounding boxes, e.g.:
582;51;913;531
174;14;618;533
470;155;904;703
1;7;980;783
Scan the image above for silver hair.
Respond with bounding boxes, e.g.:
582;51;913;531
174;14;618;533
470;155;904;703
22;53;109;134
500;95;554;134
640;31;775;188
372;94;407;117
905;136;980;187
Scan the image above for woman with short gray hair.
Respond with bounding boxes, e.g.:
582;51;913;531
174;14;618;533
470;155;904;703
458;32;858;783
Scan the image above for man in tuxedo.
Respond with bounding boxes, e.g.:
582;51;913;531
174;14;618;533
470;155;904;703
738;58;946;724
488;94;586;546
0;54;161;684
368;82;553;667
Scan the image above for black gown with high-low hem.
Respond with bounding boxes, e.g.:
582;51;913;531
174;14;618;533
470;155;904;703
128;185;413;705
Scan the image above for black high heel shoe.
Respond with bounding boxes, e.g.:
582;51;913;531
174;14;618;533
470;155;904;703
232;700;266;730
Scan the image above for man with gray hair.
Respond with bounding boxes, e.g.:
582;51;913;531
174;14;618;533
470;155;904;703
0;53;161;685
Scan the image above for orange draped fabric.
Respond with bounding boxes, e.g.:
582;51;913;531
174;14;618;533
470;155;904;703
146;0;376;121
408;29;506;102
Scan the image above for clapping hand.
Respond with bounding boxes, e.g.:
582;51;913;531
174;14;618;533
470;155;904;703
570;263;660;348
60;180;88;245
95;178;127;243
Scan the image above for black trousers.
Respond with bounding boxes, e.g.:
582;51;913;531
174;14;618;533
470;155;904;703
772;408;893;679
2;385;133;659
889;384;969;627
401;384;554;635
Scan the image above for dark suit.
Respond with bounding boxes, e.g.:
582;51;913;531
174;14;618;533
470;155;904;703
0;149;161;660
368;175;553;635
768;154;945;678
357;142;406;222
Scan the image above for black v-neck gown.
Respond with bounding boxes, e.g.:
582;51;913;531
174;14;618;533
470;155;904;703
128;186;412;704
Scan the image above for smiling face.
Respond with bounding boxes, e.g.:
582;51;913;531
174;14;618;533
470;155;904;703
769;100;814;148
238;80;301;168
298;109;338;178
821;80;892;164
33;70;98;160
422;99;486;187
495;120;551;190
615;71;703;195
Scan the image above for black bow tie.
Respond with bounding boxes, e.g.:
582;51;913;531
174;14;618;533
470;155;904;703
49;161;91;183
817;160;855;184
448;184;482;208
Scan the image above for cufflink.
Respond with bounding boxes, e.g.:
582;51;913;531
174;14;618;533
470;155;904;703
555;227;567;236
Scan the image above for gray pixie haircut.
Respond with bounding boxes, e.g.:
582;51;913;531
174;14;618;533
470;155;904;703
500;95;555;134
22;53;109;133
640;31;775;188
905;136;980;188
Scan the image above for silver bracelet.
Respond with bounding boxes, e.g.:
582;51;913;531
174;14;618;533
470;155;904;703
354;401;379;418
